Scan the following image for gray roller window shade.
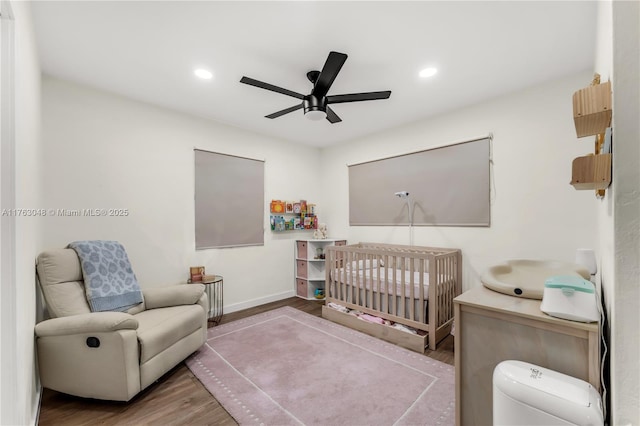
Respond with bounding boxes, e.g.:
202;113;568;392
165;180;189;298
195;149;265;249
348;137;490;226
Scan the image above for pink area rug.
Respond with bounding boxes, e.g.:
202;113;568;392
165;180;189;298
186;307;454;425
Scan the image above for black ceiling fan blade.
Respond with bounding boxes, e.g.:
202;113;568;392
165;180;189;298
327;91;392;104
325;107;342;124
265;103;303;119
240;76;304;100
312;51;348;98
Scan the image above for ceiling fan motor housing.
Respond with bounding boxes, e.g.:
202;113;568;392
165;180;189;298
303;95;327;115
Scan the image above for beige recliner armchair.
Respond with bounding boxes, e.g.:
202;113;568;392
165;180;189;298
35;248;208;401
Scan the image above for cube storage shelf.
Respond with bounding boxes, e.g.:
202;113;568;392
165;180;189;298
295;239;346;300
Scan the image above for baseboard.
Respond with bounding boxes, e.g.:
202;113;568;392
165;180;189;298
224;290;295;314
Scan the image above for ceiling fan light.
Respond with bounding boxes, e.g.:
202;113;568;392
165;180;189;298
305;110;326;121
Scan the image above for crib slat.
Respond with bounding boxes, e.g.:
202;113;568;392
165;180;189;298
399;257;405;318
444;257;448;325
448;255;453;323
428;256;437;349
446;256;450;325
374;254;380;313
438;258;442;326
408;257;415;321
442;257;447;326
347;250;352;304
391;255;397;316
336;249;341;301
382;254;389;314
369;253;373;309
418;257;425;323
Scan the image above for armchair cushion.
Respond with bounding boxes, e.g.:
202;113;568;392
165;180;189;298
142;284;205;310
135;305;204;363
35;312;138;337
37;249;91;317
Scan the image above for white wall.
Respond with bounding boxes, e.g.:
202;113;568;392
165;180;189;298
2;1;43;425
321;71;598;290
594;1;640;423
42;76;322;312
611;1;639;423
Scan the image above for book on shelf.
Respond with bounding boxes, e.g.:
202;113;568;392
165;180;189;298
270;200;285;213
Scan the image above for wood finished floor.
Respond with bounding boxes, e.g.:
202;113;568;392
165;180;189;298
38;297;455;425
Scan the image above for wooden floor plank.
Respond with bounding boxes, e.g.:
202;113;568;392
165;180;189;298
38;297;454;425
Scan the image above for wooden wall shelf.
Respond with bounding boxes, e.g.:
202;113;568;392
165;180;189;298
573;81;612;138
570;153;612;190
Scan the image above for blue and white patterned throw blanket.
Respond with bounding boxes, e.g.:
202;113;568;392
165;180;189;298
69;240;143;312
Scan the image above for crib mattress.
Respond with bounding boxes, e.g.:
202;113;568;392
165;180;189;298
331;268;432;299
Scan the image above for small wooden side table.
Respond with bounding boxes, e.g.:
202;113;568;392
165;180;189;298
188;275;223;325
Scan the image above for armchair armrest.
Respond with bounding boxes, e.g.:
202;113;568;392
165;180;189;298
35;312;138;337
142;284;205;310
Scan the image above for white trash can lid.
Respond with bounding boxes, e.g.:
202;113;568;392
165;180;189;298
493;360;603;424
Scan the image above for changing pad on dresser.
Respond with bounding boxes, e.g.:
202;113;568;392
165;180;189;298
481;259;590;299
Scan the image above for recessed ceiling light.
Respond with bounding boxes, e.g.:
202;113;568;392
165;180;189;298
419;67;438;78
194;68;213;80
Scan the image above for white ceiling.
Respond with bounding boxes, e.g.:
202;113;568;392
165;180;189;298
31;1;597;147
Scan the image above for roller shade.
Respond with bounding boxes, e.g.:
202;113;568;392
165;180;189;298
348;137;490;226
195;149;265;249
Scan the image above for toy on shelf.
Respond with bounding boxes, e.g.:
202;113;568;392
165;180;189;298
314;288;325;299
313;223;328;239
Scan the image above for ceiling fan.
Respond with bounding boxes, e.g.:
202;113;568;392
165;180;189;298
240;51;391;124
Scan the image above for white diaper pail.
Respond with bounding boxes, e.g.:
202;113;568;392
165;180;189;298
493;360;603;426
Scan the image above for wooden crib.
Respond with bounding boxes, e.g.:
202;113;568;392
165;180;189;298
322;242;461;352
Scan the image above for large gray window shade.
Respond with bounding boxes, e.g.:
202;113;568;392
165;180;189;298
348;137;491;226
195;150;265;249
